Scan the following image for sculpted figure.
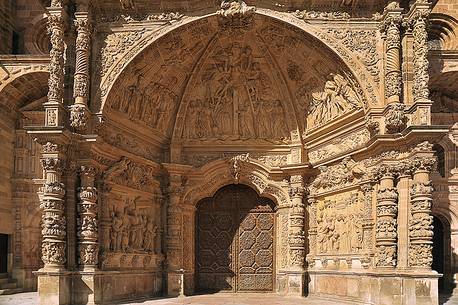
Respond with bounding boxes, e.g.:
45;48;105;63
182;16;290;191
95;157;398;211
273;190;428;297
308;74;361;128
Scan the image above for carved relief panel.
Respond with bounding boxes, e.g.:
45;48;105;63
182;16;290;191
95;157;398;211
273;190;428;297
315;190;365;256
101;194;163;270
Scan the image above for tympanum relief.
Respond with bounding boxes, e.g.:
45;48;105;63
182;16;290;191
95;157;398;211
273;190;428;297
181;42;290;142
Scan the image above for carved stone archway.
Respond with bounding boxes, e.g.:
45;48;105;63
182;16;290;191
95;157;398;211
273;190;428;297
164;156;307;296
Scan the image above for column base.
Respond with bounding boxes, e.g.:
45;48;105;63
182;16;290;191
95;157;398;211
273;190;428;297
276;270;306;296
167;270;185;297
72;270;101;305
36;271;72;305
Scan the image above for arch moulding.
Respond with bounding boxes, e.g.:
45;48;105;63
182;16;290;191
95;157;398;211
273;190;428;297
180;157;291;208
96;9;377;116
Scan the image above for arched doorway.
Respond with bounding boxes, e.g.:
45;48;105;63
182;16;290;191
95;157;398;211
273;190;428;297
195;184;276;293
432;215;453;297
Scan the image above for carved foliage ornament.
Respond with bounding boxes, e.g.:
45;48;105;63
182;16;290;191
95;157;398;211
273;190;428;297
217;0;255;26
385;103;407;134
47;14;65;104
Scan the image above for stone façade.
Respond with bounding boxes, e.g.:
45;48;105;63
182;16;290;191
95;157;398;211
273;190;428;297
0;0;457;304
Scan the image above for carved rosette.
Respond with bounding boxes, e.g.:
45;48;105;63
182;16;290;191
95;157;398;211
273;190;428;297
39;145;67;269
409;156;435;269
374;168;398;268
288;175;306;270
411;11;430;102
77;165;99;268
381;15;402;102
71;16;91;131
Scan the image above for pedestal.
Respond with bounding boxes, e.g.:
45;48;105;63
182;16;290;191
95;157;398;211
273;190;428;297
167;269;185;297
277;270;306;296
36;271;71;305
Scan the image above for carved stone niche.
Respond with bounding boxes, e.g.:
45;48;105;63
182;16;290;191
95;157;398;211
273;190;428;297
101;194;163;270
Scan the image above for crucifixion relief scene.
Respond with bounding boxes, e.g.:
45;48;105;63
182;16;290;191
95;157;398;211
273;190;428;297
0;0;458;304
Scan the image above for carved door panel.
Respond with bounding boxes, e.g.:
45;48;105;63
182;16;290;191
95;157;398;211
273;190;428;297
237;212;275;291
196;185;275;292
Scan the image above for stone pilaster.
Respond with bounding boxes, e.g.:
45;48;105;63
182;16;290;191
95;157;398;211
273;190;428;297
45;2;66;127
306;197;317;264
76;165;98;271
288;175;306;271
375;166;398;268
70;10;91;131
166;176;184;296
409;156;436;269
395;161;412;270
360;182;375;265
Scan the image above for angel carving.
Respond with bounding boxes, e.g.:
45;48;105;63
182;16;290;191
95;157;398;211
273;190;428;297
308;74;361;128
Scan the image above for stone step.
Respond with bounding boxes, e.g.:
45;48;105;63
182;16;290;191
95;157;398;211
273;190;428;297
0;277;9;284
0;288;23;295
0;282;18;290
0;273;8;279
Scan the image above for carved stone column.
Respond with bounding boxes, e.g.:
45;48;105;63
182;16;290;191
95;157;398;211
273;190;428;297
36;141;70;305
286;175;306;296
77;165;98;270
45;2;66;127
411;9;430;103
409;156;436;269
408;1;433;125
375;166;398;268
381;10;403;104
70;9;91;131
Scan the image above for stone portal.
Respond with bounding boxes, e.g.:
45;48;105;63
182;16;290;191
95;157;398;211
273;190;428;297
196;184;276;292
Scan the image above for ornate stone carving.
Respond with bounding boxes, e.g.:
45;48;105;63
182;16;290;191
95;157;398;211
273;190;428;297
365;117;380;137
315;191;364;255
308;74;363;129
293;10;350;20
39;147;67;269
380;14;402;101
98;12;184;23
310;157;367;194
385;103;407;134
46;14;65;105
70;104;89;130
411;11;431;102
77;165;99;268
325;29;380;82
308;129;370;163
103;157;157;192
217;0;255;27
375;171;397;268
107;197;160;256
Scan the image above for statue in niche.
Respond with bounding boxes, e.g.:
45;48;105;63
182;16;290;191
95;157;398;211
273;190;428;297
184;44;288;141
308;74;362;128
